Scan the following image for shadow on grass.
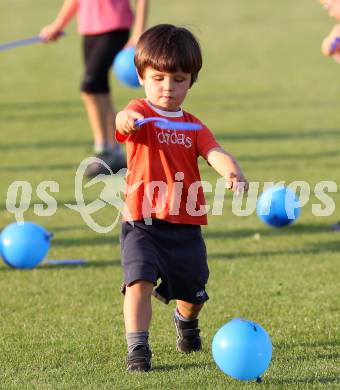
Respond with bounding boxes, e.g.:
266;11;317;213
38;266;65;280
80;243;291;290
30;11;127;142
209;242;340;261
1;163;77;172
1;111;84;122
152;361;214;372
53;235;120;247
0;259;121;272
215;128;340;142
301;339;340;347
293;352;340;361
0;140;89;151
40;259;121;270
204;223;330;240
276;339;340;348
0;100;81;111
267;376;340;386
49;225;91;233
215;97;340;111
239;150;340;163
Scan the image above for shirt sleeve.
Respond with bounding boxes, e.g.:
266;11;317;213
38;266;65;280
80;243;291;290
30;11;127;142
196;125;220;160
115;130;129;143
115;99;146;144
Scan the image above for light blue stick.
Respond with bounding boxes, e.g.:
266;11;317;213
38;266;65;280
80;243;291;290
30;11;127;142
0;32;65;52
135;117;202;131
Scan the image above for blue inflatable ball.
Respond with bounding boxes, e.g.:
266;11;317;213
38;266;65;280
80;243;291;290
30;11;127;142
0;222;53;269
212;318;272;381
256;186;300;228
113;47;140;88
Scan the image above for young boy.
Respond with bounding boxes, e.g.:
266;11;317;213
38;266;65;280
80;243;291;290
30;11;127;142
319;0;340;231
115;24;248;372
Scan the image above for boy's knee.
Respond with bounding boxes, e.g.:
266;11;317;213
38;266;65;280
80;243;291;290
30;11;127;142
126;280;154;296
177;300;204;318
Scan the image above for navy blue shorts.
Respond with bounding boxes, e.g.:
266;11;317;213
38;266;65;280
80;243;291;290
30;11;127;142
81;29;129;93
120;219;209;304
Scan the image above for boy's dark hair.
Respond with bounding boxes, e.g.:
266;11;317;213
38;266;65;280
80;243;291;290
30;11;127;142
135;24;202;86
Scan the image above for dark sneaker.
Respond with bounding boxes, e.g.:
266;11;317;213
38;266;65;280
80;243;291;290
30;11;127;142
110;153;127;173
173;312;202;353
84;152;126;177
126;345;152;372
331;221;340;232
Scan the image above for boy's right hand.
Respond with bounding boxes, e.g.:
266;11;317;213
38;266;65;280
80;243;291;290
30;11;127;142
116;110;144;135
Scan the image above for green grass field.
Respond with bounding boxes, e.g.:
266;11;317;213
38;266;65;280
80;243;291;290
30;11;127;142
1;1;340;388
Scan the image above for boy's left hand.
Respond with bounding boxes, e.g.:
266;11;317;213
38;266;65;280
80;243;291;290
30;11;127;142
226;172;249;195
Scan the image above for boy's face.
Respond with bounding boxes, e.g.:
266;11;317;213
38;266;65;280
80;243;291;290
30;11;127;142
321;0;340;19
139;67;191;112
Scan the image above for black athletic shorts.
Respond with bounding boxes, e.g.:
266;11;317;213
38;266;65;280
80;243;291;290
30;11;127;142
120;219;210;304
81;29;130;93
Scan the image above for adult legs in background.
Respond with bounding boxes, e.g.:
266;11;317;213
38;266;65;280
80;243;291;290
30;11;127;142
81;92;115;149
81;30;129;177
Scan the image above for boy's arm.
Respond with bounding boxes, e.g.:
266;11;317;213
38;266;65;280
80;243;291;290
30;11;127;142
116;109;144;136
127;0;149;46
40;0;78;42
207;147;248;193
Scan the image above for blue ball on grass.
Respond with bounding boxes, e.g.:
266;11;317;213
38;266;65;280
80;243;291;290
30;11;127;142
113;47;140;88
212;318;272;382
0;222;52;269
256;186;300;227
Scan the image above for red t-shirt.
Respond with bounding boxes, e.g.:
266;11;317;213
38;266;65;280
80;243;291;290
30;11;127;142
115;99;220;225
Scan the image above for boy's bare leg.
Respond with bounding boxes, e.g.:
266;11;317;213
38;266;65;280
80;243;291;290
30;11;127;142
174;300;204;353
124;280;153;372
124;280;154;332
176;300;204;319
